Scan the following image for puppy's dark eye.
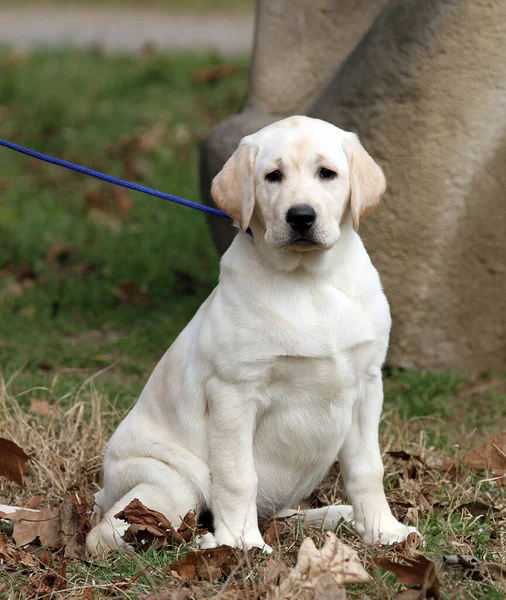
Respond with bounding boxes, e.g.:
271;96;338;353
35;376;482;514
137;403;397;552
265;170;283;182
319;167;337;180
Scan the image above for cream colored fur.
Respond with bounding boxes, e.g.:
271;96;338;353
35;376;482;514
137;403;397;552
86;116;417;556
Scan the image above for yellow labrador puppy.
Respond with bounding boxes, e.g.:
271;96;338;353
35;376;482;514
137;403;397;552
86;116;417;555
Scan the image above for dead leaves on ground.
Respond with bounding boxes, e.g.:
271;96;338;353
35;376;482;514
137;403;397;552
374;553;441;600
441;430;506;479
0;492;90;554
460;430;506;476
192;65;240;85
0;437;31;486
169;546;251;583
442;555;506;588
115;499;205;552
268;532;370;600
114;280;152;307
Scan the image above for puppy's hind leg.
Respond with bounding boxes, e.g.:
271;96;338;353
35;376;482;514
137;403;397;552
86;462;204;556
275;505;354;531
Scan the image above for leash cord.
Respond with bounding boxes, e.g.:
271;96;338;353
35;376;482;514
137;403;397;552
0;138;230;220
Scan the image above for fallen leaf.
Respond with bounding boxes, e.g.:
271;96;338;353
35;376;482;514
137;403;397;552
19;305;36;318
24;495;46;510
0;506;61;547
374;552;441;600
461;431;506;475
82;589;95;600
393;532;424;557
479;562;506;588
73;261;103;278
176;510;203;543
168;546;250;582
442;555;506;588
114;281;152;307
59;492;91;558
456;501;499;517
140;585;206;600
29;398;53;417
258;557;287;585
2;260;36;281
192;64;240;85
37;361;54;372
0;533;37;569
264;521;284;548
210;583;267;599
138;122;167;152
313;573;347;599
115;499;200;551
395;591;425;600
0;437;30;486
46;243;76;265
269;532;369;599
85;186;133;216
26;559;67;599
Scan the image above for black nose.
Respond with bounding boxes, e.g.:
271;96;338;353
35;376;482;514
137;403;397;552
286;204;317;233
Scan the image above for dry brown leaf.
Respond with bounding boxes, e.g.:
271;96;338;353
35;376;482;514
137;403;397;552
29;398;54;417
26;559;67;599
46;243;76;265
138;122;167;152
192;64;240;85
81;589;95;600
313;573;347;599
0;532;37;569
60;492;91;558
114;280;152;307
456;501;499;517
24;495;46;510
461;431;506;475
2;260;36;281
478;562;506;588
84;187;133;216
210;583;267;599
115;499;200;551
176;509;203;543
140;585;206;600
0;506;61;547
395;591;425;600
115;499;174;532
442;555;506;588
19;305;36;318
168;546;250;582
0;437;30;486
264;521;284;548
258;557;287;585
374;552;441;600
268;532;369;599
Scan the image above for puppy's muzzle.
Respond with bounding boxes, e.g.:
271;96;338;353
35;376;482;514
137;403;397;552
286;204;316;234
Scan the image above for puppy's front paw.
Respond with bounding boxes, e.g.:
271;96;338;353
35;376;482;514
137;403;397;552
214;528;272;553
356;515;420;546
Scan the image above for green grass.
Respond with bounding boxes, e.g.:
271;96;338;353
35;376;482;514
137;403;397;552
0;47;505;600
0;47;249;408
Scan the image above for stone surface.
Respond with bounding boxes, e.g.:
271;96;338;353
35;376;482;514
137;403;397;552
200;0;506;372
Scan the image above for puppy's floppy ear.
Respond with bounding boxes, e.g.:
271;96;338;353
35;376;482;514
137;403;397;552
344;133;386;231
211;141;259;232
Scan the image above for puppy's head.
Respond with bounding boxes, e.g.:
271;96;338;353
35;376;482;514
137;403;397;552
211;116;386;252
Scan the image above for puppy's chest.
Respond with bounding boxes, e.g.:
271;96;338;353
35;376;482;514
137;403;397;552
248;286;378;385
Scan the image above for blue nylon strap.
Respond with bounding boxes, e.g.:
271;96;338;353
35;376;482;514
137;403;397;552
0;138;231;220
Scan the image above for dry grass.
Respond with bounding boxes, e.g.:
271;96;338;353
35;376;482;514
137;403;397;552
0;375;505;599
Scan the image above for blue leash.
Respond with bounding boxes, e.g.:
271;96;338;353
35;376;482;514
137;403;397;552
0;138;230;220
